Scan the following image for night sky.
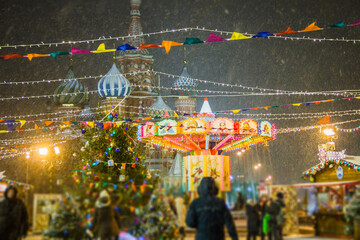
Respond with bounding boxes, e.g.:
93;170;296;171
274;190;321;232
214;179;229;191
1;0;360;184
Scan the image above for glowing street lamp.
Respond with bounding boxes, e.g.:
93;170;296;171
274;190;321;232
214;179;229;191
39;148;48;156
237;151;242;156
323;128;335;136
54;147;60;155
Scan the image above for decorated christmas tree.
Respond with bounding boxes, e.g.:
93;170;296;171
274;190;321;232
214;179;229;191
345;186;360;235
134;184;179;239
47;112;159;237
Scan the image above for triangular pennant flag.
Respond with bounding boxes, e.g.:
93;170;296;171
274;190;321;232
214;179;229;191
16;126;24;131
93;43;116;53
116;44;137;52
205;32;226;43
62;121;70;126
144;117;152;120
122;163;126;169
27;53;50;61
174;112;179;117
87;122;94;128
2;54;25;59
252;32;274;38
317;115;330;124
163;111;170;118
299;22;323;32
34;123;39;130
71;48;92;54
330;21;346;28
138;43;160;49
50;52;70;59
276;27;298;35
183;37;204;45
5;120;15;132
161;41;182;54
229;32;251;40
293;103;301;106
264;106;269;110
348;19;360;26
18;120;26;128
103;122;112;130
0;119;3;122
96;122;104;129
44;121;53;126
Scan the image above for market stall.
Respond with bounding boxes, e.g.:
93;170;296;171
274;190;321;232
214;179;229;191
300;153;360;238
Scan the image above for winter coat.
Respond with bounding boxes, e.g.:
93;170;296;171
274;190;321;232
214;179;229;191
91;190;121;240
185;177;238;240
0;185;29;240
265;200;281;228
246;204;259;233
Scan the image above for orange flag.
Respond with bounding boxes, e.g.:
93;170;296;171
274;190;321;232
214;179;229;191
317;115;330;124
44;121;53;126
62;121;70;126
103;122;112;130
161;41;182;54
299;22;323;32
276;27;298;35
121;163;126;169
27;53;50;61
34;123;39;129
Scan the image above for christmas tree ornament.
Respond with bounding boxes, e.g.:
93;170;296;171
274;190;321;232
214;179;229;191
108;159;114;167
119;175;125;182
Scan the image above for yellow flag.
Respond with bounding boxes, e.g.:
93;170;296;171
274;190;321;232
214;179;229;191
93;43;116;53
232;110;240;113
34;123;39;130
174;112;179;117
18;120;26;128
229;32;251;40
292;103;301;106
354;96;360;99
88;122;94;128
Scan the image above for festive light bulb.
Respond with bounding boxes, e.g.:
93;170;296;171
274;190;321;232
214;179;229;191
323;128;335;136
38;148;48;156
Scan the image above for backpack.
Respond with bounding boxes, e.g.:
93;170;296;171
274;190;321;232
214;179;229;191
275;202;286;226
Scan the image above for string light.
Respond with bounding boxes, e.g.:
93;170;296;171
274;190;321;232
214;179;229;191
1;26;359;50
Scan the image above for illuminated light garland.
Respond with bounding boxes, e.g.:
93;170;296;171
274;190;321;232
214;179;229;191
0;176;33;189
217;109;360;117
302;157;360;177
276;118;360;134
336;125;360;132
1;22;360;50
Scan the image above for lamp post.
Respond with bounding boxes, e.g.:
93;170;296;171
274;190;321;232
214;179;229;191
39;148;50;192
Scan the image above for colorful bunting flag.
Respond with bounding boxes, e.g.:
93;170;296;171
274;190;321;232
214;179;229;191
1;54;25;59
27;53;50;61
348;19;360;26
276;27;298;35
93;43;116;53
183;37;204;45
163;111;170;118
317;115;330;124
138;43;160;49
50;52;70;59
252;32;274;38
205;32;226;43
71;48;92;54
229;32;251;40
44;121;53;126
330;21;346;28
116;44;136;52
161;41;182;54
299;22;323;32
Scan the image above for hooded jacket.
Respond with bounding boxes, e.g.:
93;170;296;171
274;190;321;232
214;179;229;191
185;177;238;240
0;185;29;240
91;190;121;239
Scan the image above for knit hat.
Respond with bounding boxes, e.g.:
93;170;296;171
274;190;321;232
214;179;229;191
276;192;284;199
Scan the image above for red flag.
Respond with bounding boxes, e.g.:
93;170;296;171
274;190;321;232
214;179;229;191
317;116;330;124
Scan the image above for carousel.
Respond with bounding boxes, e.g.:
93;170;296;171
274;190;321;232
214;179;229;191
137;98;276;192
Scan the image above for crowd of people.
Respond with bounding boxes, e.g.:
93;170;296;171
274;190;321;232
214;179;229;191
0;180;286;240
246;193;286;240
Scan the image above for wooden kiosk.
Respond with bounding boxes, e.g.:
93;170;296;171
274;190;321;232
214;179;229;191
301;151;360;238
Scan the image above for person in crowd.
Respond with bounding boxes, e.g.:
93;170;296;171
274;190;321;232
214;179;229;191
274;193;286;240
0;185;29;240
265;194;285;240
174;193;187;240
258;195;271;240
246;199;259;240
234;192;245;210
186;177;238;240
88;190;121;240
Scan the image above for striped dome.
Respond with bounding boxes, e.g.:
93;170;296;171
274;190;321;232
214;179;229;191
53;67;87;105
146;96;173;118
172;66;197;96
97;64;131;98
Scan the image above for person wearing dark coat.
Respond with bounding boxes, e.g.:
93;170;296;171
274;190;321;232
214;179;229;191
234;192;244;210
185;177;238;240
265;198;281;240
258;195;272;240
274;193;286;240
246;199;259;240
0;185;29;240
89;190;121;240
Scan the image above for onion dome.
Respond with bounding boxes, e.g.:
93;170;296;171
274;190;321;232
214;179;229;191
146;96;173;118
97;64;131;98
172;66;197;96
53;67;87;105
76;105;96;121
